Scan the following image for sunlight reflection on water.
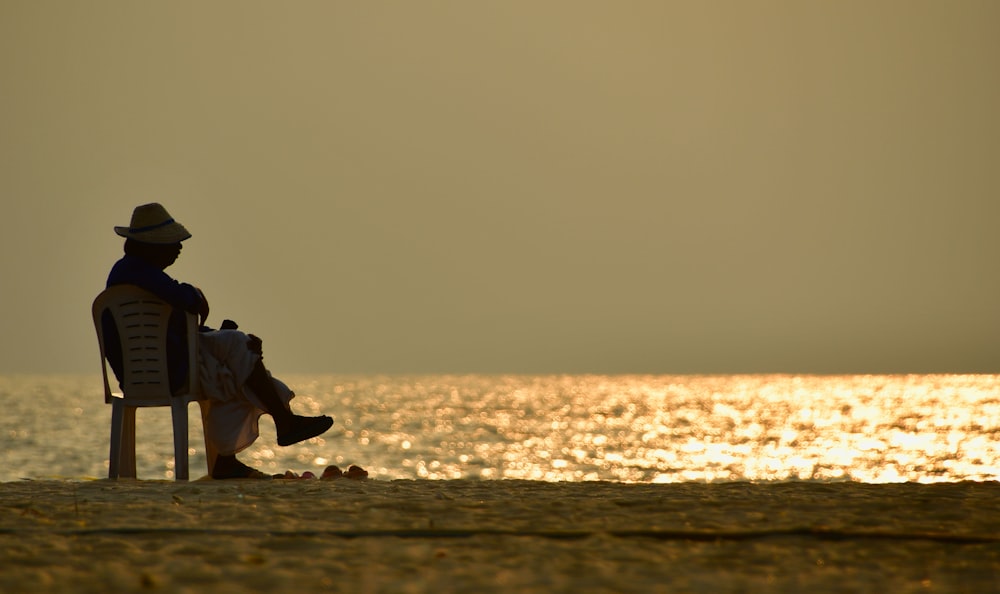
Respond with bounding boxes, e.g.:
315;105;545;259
3;374;999;483
264;374;1000;484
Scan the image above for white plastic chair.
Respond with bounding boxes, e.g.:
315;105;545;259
92;284;216;480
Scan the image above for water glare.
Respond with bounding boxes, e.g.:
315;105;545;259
275;374;1000;483
3;374;999;482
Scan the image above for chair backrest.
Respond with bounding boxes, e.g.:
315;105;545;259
92;285;199;405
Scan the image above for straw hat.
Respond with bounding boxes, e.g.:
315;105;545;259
114;203;191;244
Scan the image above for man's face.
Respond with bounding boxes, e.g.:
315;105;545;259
154;242;183;269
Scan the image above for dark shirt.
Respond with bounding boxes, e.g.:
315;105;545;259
107;254;204;311
105;254;204;392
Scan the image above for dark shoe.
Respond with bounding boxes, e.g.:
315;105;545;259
277;415;334;446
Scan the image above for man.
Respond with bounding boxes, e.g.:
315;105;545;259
106;203;333;479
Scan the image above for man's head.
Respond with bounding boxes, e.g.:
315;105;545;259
116;203;190;269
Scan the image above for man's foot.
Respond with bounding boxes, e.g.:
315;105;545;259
212;456;270;480
276;415;334;447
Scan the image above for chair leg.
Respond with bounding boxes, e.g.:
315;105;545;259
110;404;138;479
122;407;138;478
108;402;124;479
171;399;190;481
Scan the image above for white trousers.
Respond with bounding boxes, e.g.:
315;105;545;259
196;330;294;455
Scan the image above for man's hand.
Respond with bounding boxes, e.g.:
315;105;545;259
194;287;210;326
247;334;263;355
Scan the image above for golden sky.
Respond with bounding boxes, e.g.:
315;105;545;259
1;1;998;373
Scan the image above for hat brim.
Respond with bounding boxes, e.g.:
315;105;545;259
115;223;192;244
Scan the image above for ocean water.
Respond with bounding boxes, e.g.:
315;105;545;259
1;374;999;483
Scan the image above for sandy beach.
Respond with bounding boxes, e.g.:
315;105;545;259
1;479;999;593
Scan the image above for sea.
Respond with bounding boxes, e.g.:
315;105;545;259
2;373;999;484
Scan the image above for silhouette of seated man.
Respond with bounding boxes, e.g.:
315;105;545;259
104;203;333;479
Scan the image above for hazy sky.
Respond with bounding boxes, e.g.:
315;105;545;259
1;1;998;374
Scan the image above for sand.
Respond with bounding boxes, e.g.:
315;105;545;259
1;479;999;593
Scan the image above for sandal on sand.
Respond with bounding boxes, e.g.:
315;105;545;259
212;458;270;480
345;465;368;479
321;465;343;479
277;415;334;447
321;464;368;480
